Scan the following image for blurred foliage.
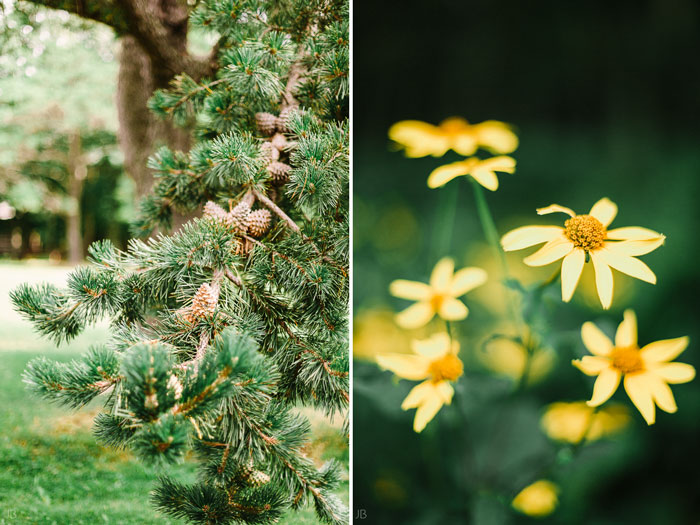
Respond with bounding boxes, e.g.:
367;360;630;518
0;1;133;255
354;0;700;523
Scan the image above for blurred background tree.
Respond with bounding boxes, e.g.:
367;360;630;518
0;2;132;261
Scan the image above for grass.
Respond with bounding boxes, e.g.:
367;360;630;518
0;261;348;524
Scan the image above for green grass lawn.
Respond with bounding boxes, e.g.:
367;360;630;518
0;261;348;524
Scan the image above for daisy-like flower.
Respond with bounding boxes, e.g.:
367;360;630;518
389;117;518;158
390;257;487;329
512;480;559;518
376;333;463;432
572;310;695;425
501;197;665;308
427;156;516;191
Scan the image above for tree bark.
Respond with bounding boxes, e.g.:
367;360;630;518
66;132;85;264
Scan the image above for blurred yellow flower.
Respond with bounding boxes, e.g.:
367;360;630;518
479;336;555;385
390;257;487;329
541;401;630;444
353;308;413;361
376;333;463;432
501;198;665;309
572;310;695;425
389;117;518;158
427;156;516;191
512;480;559;518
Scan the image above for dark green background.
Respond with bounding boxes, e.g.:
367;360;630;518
353;0;700;523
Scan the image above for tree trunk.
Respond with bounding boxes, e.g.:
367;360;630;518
66;132;85;264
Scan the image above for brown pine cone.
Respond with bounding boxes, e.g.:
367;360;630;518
191;283;217;319
266;161;291;183
255;112;277;136
260;141;280;165
270;132;288;152
247;209;272;237
227;200;251;234
276;106;297;133
203;201;227;223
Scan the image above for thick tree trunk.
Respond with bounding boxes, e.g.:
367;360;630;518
66;132;85;264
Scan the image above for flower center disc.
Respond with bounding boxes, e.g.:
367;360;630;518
430;294;445;311
564;215;606;251
610;346;644;374
429;353;464;382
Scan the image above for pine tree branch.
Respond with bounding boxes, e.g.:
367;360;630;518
251;188;301;233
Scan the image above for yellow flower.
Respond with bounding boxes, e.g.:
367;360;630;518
390;257;487;329
376;333;463;432
572;310;695;425
427;156;516;191
541;401;630;444
512;480;559;518
501;198;665;309
479;335;555;385
389;117;518;158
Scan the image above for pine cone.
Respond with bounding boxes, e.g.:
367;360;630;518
177;307;196;324
260;141;280;165
247;209;272;237
191;283;217;319
266;161;291;183
255;112;277;136
270;133;288;152
276;106;296;133
203;201;228;223
227;200;251;234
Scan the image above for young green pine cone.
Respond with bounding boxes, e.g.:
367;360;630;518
270;132;288;151
226;200;251;234
191;283;217;319
266;161;291;183
203;201;228;222
248;469;271;487
255;112;278;136
260;141;280;165
247;209;272;237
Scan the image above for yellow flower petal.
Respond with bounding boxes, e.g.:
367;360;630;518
389;279;432;300
430;257;454;291
395;301;435;329
603;248;656;284
389;120;450;158
653;362;695;384
615;309;637;348
561;249;585;302
572;356;611;376
606;226;663;241
377;353;430;380
587;367;621;407
640;336;690;363
438;297;469;321
624;372;656;425
523;238;574;267
451;134;478;156
501;226;564;251
469;167;499;191
478;155;517;173
450;267;488;296
435;380;455;404
581;322;613;356
591;251;613;309
411;332;452;359
589;197;618;227
605;237;665;257
401;380;434;409
427;160;475;188
512;480;559;518
648;375;677;414
412;391;444;433
473;121;519;154
536;204;575;217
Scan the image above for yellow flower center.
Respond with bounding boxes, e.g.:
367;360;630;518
430;293;445;311
564;215;606;251
440;119;470;136
429;353;464;382
610;346;644;374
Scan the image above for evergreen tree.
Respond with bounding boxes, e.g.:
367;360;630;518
11;1;349;523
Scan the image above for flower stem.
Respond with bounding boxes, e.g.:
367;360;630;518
469;178;524;334
432;184;458;261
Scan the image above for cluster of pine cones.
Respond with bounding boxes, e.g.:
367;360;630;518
256;108;295;185
203;199;272;238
